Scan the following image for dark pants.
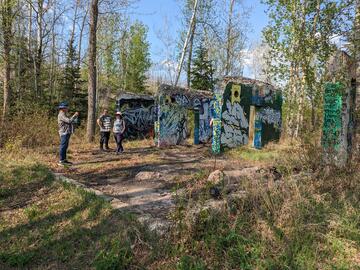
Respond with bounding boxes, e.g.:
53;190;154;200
60;134;71;161
100;131;110;149
114;133;124;153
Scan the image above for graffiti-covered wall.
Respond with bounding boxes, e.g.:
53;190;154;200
253;87;282;148
221;83;251;148
157;85;212;147
211;77;282;152
158;96;188;146
322;82;355;165
116;93;156;139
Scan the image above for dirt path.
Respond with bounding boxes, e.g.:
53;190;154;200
52;143;253;231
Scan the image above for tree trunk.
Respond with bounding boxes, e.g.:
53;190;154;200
35;0;43;97
78;8;88;68
86;0;99;142
49;0;57;105
187;21;196;89
1;0;13;123
175;0;199;87
225;0;235;76
354;0;360;159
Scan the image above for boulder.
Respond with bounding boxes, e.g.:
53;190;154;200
207;170;225;185
135;171;162;181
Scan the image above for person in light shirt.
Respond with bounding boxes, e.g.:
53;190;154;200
113;111;126;154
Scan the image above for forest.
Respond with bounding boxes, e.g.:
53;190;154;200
0;0;359;269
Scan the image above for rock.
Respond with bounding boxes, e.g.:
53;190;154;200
207;170;225;185
135;171;162;181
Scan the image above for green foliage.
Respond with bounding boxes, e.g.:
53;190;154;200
125;21;151;93
262;0;351;138
62;38;86;115
94;239;133;270
190;42;215;91
176;255;206;270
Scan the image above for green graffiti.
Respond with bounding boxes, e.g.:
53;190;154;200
212;94;223;154
322;83;343;151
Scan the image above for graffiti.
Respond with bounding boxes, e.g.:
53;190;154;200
212;119;222;154
175;94;190;107
211;94;222;119
193;98;202;109
194;110;200;145
256;107;281;128
322;83;343;151
199;102;212;143
158;105;187;146
254;118;262;149
221;100;249;148
212;94;223;154
122;105;156;138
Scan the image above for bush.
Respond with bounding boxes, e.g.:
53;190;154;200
0;110;59;149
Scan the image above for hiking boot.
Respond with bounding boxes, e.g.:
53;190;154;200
63;160;73;165
58;160;72;166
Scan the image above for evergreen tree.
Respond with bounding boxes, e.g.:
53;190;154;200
62;38;86;114
63;38;81;100
190;43;215;91
125;21;151;93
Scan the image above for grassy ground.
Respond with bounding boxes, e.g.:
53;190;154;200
0;141;359;269
0;155;158;270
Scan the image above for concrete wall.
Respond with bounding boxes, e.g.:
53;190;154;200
322;82;356;165
211;79;282;152
157;88;212;147
116;96;156;139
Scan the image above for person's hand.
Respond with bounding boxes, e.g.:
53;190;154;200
74;112;79;117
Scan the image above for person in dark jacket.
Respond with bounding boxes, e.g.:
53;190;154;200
97;109;112;151
57;102;79;166
113;111;126;154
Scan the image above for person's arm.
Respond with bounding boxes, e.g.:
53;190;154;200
97;116;103;128
59;112;78;124
121;120;126;134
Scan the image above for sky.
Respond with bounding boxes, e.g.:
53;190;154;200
132;0;270;79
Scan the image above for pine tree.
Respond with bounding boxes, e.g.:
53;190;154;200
62;38;87;117
125;21;151;93
190;43;215;91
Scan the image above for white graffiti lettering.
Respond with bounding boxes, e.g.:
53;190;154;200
221;100;249;147
256;107;281;127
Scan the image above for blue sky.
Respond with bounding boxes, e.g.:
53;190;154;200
132;0;270;78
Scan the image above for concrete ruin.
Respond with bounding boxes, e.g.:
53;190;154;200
115;78;283;152
155;84;212;147
212;77;282;152
322;50;357;165
116;92;156;139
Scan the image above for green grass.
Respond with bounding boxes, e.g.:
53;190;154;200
0;158;158;269
226;145;280;162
